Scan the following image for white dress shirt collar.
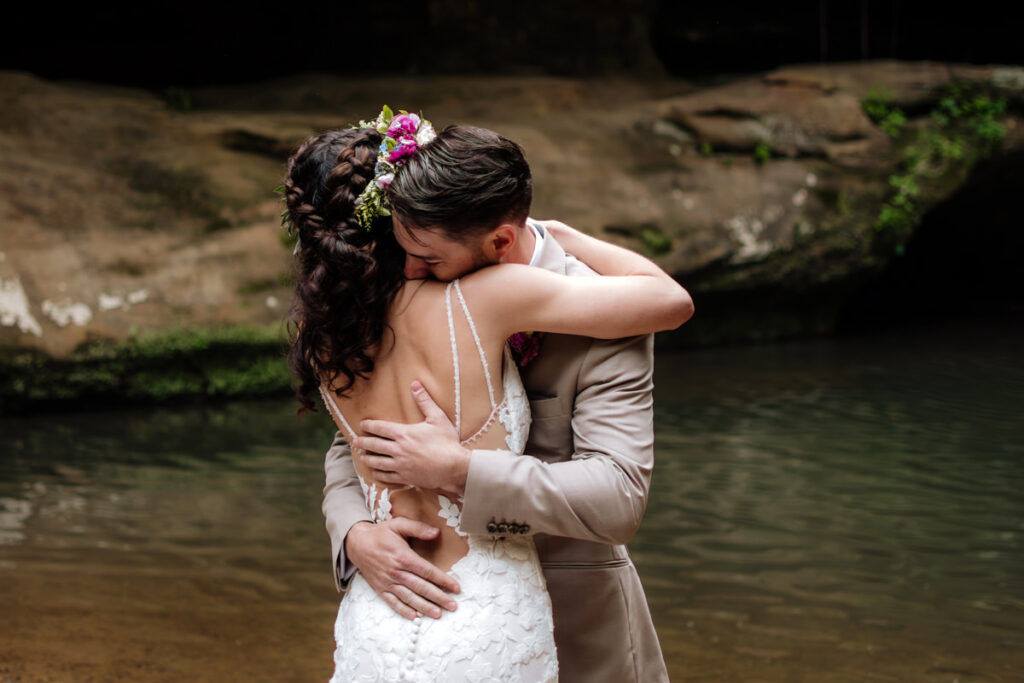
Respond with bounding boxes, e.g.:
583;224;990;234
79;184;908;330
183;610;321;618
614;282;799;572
527;219;546;267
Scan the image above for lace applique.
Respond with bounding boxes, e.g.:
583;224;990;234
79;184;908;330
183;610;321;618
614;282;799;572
376;487;393;522
437;494;467;537
358;475;395;523
498;346;531;453
331;534;558;683
357;474;370;507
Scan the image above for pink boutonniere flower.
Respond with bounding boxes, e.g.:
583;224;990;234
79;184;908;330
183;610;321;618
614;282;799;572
508;331;543;367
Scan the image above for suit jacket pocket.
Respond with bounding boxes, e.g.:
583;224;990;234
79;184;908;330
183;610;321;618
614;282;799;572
526;396;573;457
529;395;569;418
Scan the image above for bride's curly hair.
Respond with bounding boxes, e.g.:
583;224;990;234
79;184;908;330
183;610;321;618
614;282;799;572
282;128;405;413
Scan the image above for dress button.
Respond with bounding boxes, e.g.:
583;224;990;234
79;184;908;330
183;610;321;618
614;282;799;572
497;523;509;533
487;522;498;533
521;523;530;534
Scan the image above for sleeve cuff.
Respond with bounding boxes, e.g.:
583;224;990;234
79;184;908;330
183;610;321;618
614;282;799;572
461;448;522;534
337;554;359;588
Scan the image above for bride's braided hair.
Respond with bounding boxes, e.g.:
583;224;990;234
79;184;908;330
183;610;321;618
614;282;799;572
282;127;405;413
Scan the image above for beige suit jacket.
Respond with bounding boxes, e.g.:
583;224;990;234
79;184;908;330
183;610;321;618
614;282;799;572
322;229;669;683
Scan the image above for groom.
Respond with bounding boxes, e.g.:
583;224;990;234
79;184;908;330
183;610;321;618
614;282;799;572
322;124;671;682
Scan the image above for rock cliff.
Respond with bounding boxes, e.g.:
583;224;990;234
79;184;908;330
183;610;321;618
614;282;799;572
1;62;1020;409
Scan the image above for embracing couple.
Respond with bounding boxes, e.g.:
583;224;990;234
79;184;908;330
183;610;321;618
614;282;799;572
283;109;693;682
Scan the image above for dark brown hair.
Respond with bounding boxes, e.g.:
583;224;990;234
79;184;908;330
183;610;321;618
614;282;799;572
282;127;405;413
387;125;532;238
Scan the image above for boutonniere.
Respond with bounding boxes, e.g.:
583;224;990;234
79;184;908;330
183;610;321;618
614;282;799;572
508;331;543;367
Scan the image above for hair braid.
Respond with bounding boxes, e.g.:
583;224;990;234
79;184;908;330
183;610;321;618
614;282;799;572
282;127;405;413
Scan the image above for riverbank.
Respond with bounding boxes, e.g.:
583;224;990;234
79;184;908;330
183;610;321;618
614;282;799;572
0;325;290;414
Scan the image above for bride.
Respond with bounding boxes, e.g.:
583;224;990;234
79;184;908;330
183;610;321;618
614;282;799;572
282;111;692;682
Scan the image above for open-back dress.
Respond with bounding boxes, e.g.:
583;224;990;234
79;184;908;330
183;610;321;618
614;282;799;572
318;280;558;683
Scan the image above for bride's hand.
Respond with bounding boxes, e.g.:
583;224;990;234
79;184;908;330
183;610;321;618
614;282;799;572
530;217;574;239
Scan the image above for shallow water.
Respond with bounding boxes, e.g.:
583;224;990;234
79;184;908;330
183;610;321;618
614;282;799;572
1;320;1022;681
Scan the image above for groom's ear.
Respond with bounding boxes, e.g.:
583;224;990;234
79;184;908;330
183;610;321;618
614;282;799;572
483;223;517;262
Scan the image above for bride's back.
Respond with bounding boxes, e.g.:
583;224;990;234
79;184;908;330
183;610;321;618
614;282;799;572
321;277;514;571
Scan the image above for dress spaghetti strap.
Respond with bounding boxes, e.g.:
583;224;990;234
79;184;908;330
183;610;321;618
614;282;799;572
452;280;497;410
444;281;463;437
319;384;358;443
445;280;500;443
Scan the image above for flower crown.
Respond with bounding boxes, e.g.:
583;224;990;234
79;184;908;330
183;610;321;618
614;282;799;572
353;105;436;230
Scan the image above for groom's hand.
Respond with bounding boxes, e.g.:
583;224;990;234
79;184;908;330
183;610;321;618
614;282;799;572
356;381;471;497
345;517;460;620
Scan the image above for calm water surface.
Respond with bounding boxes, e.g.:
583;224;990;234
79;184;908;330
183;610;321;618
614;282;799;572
1;321;1022;681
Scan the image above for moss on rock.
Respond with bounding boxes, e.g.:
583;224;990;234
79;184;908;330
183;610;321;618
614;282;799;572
0;325;292;414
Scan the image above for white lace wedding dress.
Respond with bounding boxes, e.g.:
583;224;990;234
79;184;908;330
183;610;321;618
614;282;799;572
319;280;558;683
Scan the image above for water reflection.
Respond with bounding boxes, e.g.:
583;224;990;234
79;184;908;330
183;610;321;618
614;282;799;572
639;321;1024;680
0;401;343;681
1;321;1022;681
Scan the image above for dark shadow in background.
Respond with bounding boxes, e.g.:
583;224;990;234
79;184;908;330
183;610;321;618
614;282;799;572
2;1;1020;87
837;149;1024;334
652;0;1022;77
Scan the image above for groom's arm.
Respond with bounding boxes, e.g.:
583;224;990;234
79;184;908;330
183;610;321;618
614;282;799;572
359;332;655;545
324;430;462;619
461;333;654;543
322;431;373;590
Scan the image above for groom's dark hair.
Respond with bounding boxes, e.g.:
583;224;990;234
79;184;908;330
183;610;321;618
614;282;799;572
387;125;532;238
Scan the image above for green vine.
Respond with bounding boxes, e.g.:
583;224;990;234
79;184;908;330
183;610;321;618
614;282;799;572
862;87;907;138
865;81;1008;251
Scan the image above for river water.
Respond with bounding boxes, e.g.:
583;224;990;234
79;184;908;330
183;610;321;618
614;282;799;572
1;320;1022;682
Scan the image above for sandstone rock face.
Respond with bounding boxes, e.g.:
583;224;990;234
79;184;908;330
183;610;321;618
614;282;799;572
0;62;1021;405
642;62;1023;342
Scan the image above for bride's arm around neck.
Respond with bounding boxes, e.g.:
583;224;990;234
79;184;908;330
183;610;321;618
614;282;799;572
460;226;694;342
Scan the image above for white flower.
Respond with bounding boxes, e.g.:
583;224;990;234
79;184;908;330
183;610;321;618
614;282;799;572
415;121;437;146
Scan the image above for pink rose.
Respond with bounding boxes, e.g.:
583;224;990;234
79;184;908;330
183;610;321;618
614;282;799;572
387;137;419;163
387;113;421;139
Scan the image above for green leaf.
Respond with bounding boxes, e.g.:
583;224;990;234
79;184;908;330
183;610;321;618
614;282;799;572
753;141;772;164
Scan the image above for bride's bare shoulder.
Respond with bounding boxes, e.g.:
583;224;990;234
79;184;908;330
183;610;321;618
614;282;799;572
457;263;538;294
391;279;446;318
